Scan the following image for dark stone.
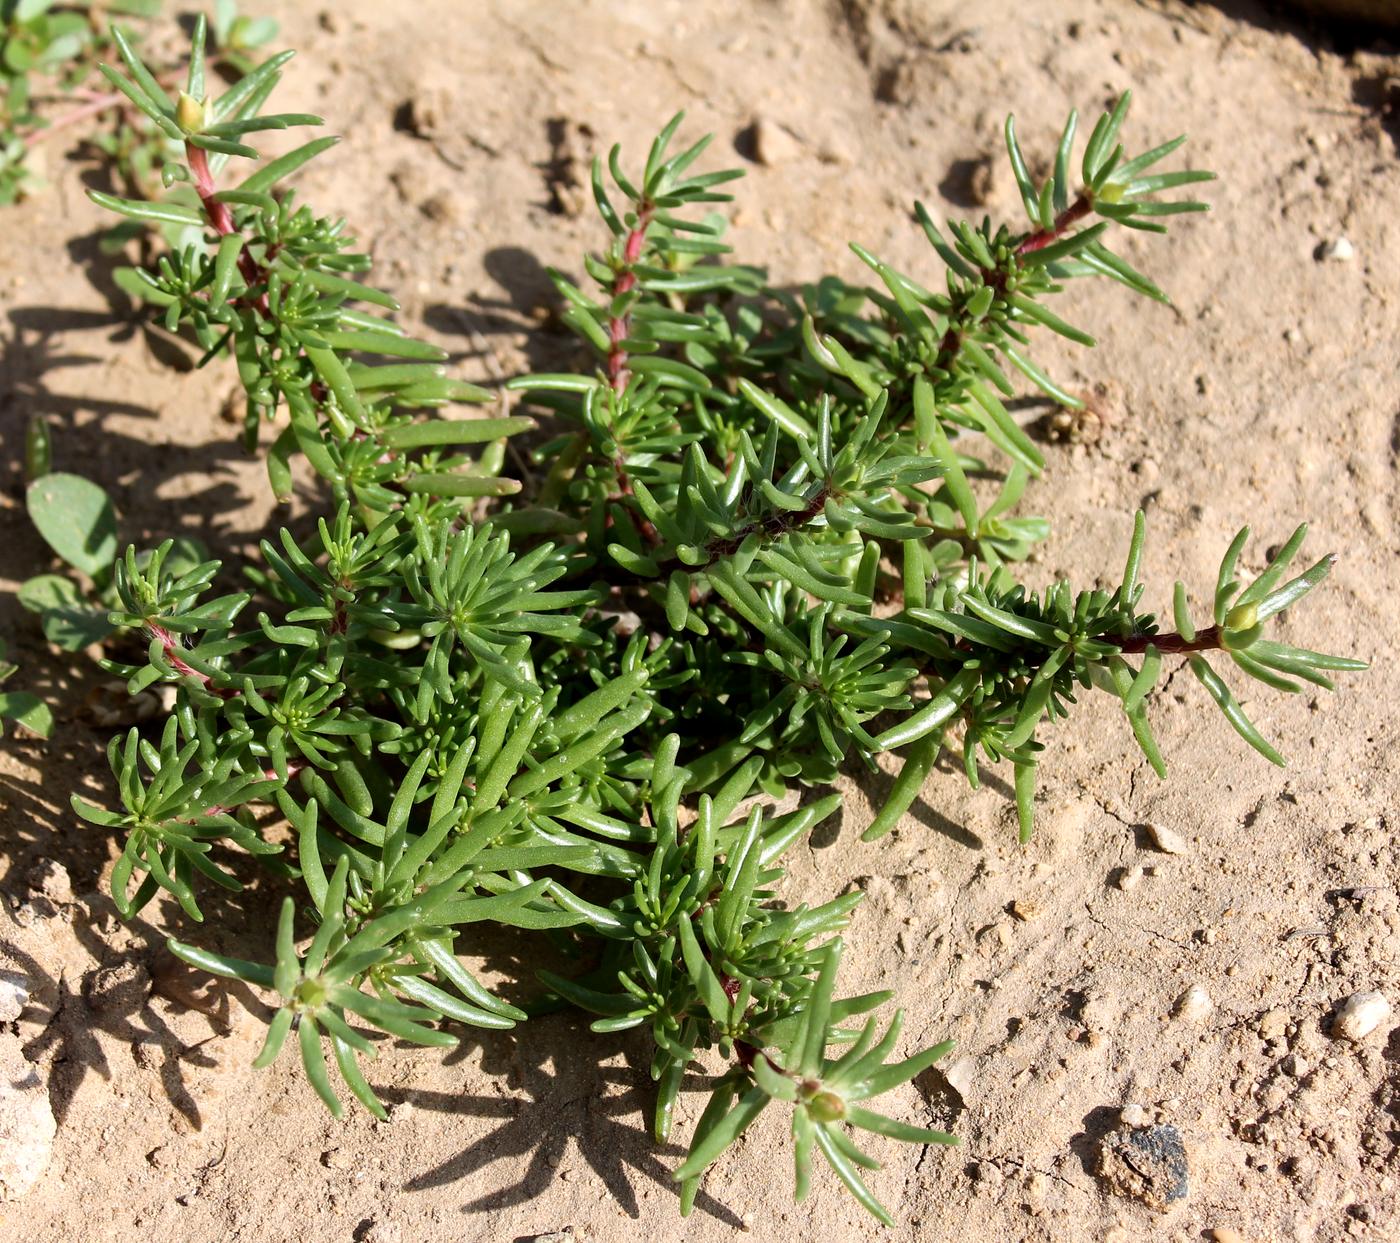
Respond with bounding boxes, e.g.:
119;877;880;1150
1095;1123;1189;1212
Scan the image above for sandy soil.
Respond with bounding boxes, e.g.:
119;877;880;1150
0;1;1397;1240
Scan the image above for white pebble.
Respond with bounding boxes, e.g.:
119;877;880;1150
1318;236;1354;262
0;973;28;1024
1331;991;1391;1042
1120;1103;1151;1128
1145;823;1188;855
1173;984;1213;1023
1116;864;1144;891
942;1056;975;1102
0;1039;56;1200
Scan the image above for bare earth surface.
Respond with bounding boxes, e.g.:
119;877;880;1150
0;1;1397;1240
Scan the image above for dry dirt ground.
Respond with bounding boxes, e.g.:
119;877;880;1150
0;1;1397;1240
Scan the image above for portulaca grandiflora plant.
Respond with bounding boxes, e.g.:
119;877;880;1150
61;20;1361;1224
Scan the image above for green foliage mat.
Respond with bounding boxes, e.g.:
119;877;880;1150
26;17;1360;1223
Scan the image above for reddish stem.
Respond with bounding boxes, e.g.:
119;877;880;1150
22;69;183;148
607;205;655;392
22;91;129;146
701;485;829;566
148;622;239;699
1015;195;1093;256
604;204;662;545
185;142;270;315
197;762;305;821
1116;625;1221;657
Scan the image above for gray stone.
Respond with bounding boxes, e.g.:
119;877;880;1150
1096;1123;1189;1211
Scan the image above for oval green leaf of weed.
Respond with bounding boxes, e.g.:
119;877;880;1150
18;574;115;651
26;473;119;578
0;691;52;739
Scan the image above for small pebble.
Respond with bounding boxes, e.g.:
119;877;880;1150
1330;991;1391;1041
1173;984;1213;1023
1318;236;1354;262
1208;1229;1248;1243
970;1159;1004;1187
1145;823;1188;855
1120;1103;1152;1128
380;1100;415;1125
25;860;73;903
942;1057;975;1102
0;972;28;1024
1260;1007;1288;1041
361;1221;402;1243
1116;864;1144;891
418;193;459;224
749;117;801;166
0;1038;56;1200
85;958;152;1014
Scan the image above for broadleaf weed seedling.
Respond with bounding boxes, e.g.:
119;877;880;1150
53;22;1367;1222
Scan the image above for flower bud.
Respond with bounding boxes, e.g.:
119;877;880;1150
1224;601;1258;632
176;91;207;134
807;1090;846;1122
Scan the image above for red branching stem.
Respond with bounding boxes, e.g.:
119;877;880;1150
198;762;305;821
23;67;185;148
147;622;238;699
22;90;129;146
1015;195;1093;256
604;204;661;545
928;195;1094;380
701;485;830;566
185;142;270;315
1116;625;1222;657
606;205;655;392
732;1041;797;1086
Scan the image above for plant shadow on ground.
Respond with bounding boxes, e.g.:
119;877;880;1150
0;209;325;1132
0;227;287;555
0;224;747;1223
1;876;279;1131
1200;0;1400;52
0;211;303;881
386;1013;745;1227
425;245;592;381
